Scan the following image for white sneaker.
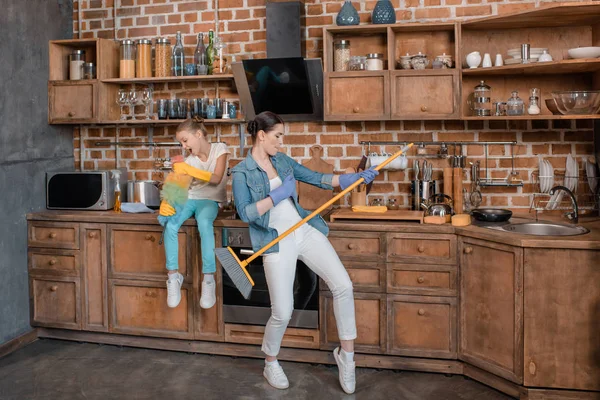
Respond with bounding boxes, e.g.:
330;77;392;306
200;280;216;309
166;272;184;308
263;361;289;389
333;347;356;394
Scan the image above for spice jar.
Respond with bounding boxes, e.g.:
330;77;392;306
334;40;350;71
410;52;429;70
82;62;96;79
155;38;172;78
527;88;541;115
435;53;453;69
398;53;412;70
348;55;366;71
119;40;135;79
506;90;525;116
69;50;85;80
472;80;492;116
366;53;384;71
136;39;152;78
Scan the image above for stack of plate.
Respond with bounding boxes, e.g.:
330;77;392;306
547;154;578;210
538;156;554;194
504;47;548;65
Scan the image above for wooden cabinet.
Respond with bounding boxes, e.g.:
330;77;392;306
328;231;385;261
387;294;457;359
48;81;96;123
324;72;389;121
459;238;523;384
387;233;456;265
387;263;457;297
523;248;600;391
390;71;459;119
81;224;108;332
30;276;81;330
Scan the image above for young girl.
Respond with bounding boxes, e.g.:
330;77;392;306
159;117;230;309
231;111;378;394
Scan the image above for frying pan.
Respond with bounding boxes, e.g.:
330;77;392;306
471;208;513;222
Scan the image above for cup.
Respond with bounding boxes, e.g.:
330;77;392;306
185;63;196;76
228;102;237;119
521;43;530;64
196;64;208;75
177;99;188;119
168;99;179;119
214;98;223;119
222;101;230;119
200;97;210;118
189;98;200;118
206;104;217;119
157;99;168;120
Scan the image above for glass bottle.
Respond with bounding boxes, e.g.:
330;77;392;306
194;32;207;74
172;31;185;76
207;30;215;75
506;90;525;116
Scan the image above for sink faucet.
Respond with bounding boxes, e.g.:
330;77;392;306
549;185;579;223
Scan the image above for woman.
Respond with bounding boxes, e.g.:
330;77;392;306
231;111;378;394
159;116;229;309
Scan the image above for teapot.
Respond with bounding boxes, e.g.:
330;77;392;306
421;193;453;217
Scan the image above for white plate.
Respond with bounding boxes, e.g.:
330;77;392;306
546;159;554;192
504;58;538;65
508;47;547;55
538;156;546;193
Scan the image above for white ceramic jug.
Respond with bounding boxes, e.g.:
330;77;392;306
466;51;482;69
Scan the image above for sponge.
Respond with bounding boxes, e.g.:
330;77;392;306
451;214;471;227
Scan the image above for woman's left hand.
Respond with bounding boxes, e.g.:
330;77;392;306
338;167;379;190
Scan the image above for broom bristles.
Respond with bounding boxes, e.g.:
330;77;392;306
215;247;253;300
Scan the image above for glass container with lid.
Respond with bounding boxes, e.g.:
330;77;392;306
82;62;96;79
136;39;152;78
366;53;384;71
334;40;350;71
119;39;136;79
69;50;85;80
155;38;172;77
472;80;492;116
506;90;525;116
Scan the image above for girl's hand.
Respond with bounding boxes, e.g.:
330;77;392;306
171;155;185;163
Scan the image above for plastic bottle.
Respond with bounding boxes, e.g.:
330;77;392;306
112;170;122;213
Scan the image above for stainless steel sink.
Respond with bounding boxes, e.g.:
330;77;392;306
501;222;589;236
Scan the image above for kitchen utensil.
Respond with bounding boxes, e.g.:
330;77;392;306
567;46;600;59
551;91;600;115
421;193;453;218
545;98;560;115
538;50;553;62
127;180;161;209
453;167;463;214
470;161;482;208
356;154;373;195
297;145;334;211
471;208;513;222
586;157;598;193
520;44;531;63
414;159;420;180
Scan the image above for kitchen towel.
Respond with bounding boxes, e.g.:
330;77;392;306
121;202;155;213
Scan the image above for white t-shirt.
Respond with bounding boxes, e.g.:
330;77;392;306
186;142;230;202
267;176;302;234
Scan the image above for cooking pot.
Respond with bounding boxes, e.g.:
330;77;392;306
127;180;161;209
471;208;513;222
421;193;453;217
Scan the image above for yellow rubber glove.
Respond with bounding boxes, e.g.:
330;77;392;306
159;200;176;217
173;162;212;182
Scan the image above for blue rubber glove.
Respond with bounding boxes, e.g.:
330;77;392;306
339;167;379;190
269;175;297;206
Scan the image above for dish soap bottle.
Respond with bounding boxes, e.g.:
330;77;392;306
112;170;122;213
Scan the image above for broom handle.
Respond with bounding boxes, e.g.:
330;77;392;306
243;143;414;265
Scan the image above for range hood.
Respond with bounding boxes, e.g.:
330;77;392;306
232;1;323;122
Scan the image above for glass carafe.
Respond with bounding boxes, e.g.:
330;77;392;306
473;80;492;116
194;32;207;74
172;31;184;76
506;90;525;116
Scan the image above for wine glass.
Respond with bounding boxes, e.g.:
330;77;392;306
141;88;153;120
128;89;140;120
117;89;129;120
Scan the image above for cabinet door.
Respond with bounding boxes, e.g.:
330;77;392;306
324;71;389;121
390;71;459;119
459;238;523;384
387;263;457;297
387;294;457;359
320;292;386;354
81;224;108;332
48;81;96;123
328;231;385;262
387;233;456;265
195;229;224;341
30;276;81;330
524;249;600;391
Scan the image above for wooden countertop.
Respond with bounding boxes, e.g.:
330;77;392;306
27;210;600;249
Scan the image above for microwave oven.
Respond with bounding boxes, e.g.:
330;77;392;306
46;170;127;210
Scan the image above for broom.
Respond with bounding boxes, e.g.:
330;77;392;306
216;143;414;299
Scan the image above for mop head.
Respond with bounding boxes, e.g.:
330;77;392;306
157;172;193;227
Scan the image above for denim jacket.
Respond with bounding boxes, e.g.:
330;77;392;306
231;150;334;254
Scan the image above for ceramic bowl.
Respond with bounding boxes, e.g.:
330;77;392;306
567;47;600;59
545;98;560;115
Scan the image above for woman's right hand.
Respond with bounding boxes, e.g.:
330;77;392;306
268;175;296;206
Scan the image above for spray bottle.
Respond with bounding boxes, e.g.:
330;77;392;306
112;170;122;213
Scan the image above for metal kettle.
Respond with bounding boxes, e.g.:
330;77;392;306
421;193;454;217
127;180;161;209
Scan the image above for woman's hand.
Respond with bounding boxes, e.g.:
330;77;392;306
268;175;297;206
171;155;185;163
338;167;379;190
159;201;176;217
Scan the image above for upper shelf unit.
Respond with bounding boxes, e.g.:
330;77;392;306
102;75;234;84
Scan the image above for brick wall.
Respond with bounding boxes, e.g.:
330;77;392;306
72;0;595;210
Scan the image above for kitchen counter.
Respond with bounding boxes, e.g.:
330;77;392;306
27;210;600;250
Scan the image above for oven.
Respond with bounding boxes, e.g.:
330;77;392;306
221;227;319;329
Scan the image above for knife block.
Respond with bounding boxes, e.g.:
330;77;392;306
350;190;367;206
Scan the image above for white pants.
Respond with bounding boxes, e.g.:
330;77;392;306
261;223;357;356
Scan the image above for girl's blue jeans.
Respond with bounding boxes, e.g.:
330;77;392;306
164;199;219;273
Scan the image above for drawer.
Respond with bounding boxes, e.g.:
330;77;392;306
30;276;81;330
29;249;80;276
387;294;457;359
320;261;385;293
387;233;456;265
28;221;79;249
387;264;457;297
109;225;191;281
225;324;319;349
390;71;458;119
109;279;193;339
328;231;384;261
325;71;389;121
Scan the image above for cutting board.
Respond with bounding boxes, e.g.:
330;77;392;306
298;145;334;211
330;209;424;223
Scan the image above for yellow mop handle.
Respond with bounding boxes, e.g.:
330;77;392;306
240;143;414;266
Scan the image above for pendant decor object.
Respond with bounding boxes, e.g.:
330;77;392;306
372;0;396;24
336;1;360;26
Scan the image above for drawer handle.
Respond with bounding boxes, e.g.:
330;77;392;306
417;246;425;253
528;361;537;375
418;308;425;316
352;107;360;113
347;243;357;250
68;111;75;117
417;276;425;284
88;232;97;238
49;259;57;266
50;285;58;292
145;234;156;242
49;232;57;239
420;105;428;112
464;246;473;254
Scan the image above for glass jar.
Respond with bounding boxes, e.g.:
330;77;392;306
386;198;399;210
348;55;366;71
366;53;384;71
506;90;525;116
136;39;152;78
69;50;85;80
334;40;350;71
473;80;492;116
82;62;96;79
119;39;136;79
155;38;172;77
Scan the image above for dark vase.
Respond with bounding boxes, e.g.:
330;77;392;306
336;1;360;26
372;0;396;24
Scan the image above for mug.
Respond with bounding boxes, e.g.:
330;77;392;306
167;99;179;119
206;105;217;119
185;63;196;76
228;102;237;119
157;99;168;120
177;99;188;119
196;64;208;75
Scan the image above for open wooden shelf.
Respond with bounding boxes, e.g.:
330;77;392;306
102;74;234;84
462;59;600;76
95;119;245;125
463;115;600;120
